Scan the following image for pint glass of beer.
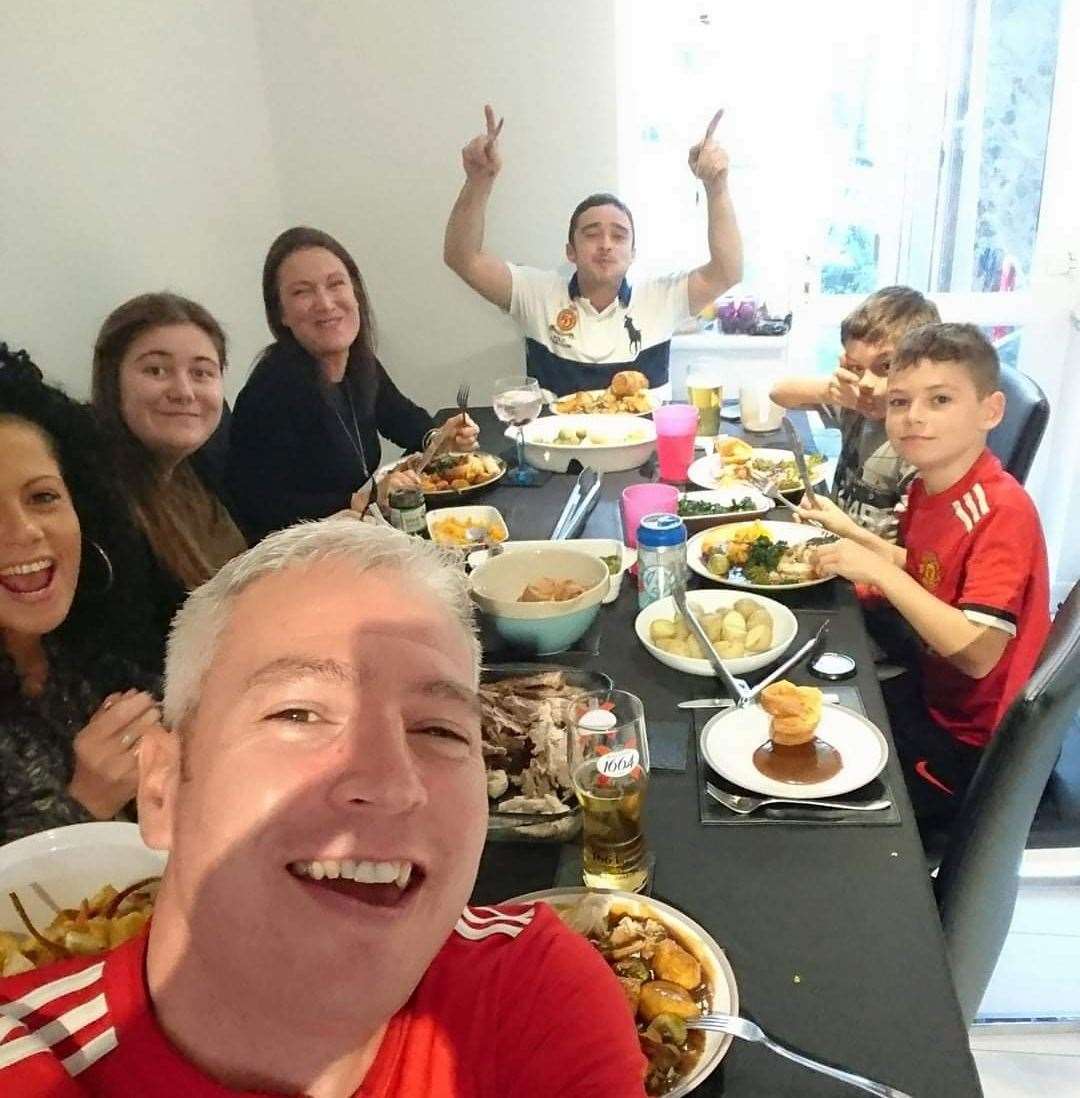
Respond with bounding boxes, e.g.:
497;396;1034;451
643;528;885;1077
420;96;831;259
571;690;651;892
686;373;723;438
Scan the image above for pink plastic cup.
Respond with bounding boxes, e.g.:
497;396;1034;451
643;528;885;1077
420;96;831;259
653;404;700;483
620;483;679;550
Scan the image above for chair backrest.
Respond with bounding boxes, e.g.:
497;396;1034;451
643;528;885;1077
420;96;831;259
987;366;1050;484
935;582;1080;1024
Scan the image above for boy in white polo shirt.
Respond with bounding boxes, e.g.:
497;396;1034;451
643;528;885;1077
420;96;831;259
445;104;742;396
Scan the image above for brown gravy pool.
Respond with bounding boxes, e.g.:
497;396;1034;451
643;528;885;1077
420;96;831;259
752;738;842;784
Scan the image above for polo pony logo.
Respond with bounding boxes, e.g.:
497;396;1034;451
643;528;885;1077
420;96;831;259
624;315;642;355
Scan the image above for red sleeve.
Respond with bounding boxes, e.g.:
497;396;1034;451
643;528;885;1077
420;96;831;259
494;906;647;1097
956;500;1042;634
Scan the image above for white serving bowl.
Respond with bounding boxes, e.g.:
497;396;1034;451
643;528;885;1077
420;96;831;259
426;504;509;548
469;547;610;654
468;539;634;604
0;822;166;935
511;414;656;473
634;590;798;677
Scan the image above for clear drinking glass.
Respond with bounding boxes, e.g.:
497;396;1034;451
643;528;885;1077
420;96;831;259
570;690;651;893
492;375;543;486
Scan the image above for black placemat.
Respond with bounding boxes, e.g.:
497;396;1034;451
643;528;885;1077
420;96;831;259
693;681;902;827
649;717;691;772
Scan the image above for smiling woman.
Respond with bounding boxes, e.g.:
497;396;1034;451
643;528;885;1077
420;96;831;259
91;293;248;657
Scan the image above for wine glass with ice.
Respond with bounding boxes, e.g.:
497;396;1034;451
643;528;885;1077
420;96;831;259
492;375;543;486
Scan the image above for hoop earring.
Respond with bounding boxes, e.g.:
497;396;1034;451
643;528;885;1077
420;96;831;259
86;539;115;595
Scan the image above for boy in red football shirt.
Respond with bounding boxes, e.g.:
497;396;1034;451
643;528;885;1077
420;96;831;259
801;324;1050;824
0;517;647;1097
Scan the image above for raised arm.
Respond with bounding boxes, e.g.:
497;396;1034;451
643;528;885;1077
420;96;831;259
444;104;513;310
686;109;743;315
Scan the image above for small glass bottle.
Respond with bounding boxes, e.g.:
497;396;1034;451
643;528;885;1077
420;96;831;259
636;513;688;610
388;487;427;536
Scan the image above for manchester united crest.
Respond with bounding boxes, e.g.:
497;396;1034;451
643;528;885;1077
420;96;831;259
918;550;942;592
555;307;578;333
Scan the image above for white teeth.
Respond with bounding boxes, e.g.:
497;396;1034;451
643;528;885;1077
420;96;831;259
0;559;52;577
290;858;414;888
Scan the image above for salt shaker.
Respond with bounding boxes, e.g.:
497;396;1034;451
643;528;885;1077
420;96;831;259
637;513;688;610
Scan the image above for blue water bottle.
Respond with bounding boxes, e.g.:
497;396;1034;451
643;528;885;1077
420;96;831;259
637;513;688;610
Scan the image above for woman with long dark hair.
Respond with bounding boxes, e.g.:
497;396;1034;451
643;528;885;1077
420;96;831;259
0;346;161;841
91;293;247;638
226;227;478;541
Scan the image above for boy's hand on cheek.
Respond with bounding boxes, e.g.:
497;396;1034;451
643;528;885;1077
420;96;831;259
827;359;862;410
811;538;887;586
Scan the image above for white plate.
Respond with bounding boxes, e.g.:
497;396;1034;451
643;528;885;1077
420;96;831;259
468;539;635;604
548;387;664;417
426;505;509;548
687;520;835;591
687;447;833;495
0;822;166;934
506;886;737;1096
635;590;797;677
700;702;889;798
677;487;772;533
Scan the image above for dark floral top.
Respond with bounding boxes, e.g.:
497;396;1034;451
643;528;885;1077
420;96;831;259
0;640;159;845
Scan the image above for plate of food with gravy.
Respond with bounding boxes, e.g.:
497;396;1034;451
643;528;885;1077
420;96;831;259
699;681;889;798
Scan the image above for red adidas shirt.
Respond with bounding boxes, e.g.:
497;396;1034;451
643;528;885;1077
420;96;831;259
898;449;1050;747
0;904;647;1097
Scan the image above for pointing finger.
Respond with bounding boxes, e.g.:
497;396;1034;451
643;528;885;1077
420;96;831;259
703;108;724;143
484;104;499;137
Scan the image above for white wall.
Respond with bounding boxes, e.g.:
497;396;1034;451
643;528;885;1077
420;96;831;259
0;0;618;411
251;0;619;411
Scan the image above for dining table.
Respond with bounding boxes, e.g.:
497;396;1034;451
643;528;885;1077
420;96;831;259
439;405;982;1097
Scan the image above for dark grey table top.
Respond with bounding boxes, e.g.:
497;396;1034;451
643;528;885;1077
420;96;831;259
452;408;980;1097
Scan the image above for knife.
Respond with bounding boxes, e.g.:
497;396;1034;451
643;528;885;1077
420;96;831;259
680;691;839;710
781;417;819;508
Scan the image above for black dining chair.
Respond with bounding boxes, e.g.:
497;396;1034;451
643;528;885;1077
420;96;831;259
934;582;1080;1024
987;365;1050;484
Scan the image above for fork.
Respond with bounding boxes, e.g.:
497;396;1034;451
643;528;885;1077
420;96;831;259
686;1013;912;1097
750;470;824;527
706;781;891;815
414;383;473;476
456;381;471;417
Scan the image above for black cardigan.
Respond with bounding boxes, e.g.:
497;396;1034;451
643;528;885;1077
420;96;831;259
226;340;434;541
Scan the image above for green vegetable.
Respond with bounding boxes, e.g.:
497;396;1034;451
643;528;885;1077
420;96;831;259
678;495;757;517
645;1012;689;1046
705;550;730;577
613;957;651;982
600;554;622;575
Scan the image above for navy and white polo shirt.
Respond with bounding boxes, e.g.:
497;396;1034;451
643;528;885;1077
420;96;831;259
507;265;691;396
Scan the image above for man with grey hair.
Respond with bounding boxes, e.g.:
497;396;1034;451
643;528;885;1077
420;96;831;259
0;516;646;1096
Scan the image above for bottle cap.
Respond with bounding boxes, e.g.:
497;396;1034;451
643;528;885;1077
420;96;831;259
637;513;687;548
808;652;856;681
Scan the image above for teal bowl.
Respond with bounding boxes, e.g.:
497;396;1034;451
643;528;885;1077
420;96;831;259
469;547;609;656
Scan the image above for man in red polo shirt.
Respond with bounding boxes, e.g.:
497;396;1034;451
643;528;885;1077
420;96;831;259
1;517;646;1097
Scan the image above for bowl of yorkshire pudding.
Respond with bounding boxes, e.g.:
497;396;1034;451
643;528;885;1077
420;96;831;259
469;548;610;655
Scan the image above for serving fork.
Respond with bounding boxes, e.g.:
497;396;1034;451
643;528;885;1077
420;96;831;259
706;781;890;815
686;1013;912;1097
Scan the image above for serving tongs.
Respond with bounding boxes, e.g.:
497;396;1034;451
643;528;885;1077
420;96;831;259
674;587;829;707
551;468;603;540
781;417;819;509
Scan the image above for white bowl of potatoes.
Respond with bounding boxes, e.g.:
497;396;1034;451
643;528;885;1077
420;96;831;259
634;591;798;677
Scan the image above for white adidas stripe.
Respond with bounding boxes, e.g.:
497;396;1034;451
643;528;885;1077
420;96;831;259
0;992;110;1071
972;482;990;516
62;1026;118;1077
2;962;105;1022
952;500;974;533
0;1014;25;1043
454;919;529;941
460;906;535;928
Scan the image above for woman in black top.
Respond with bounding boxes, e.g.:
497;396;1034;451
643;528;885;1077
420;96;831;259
0;348;161;843
227;227;478;541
